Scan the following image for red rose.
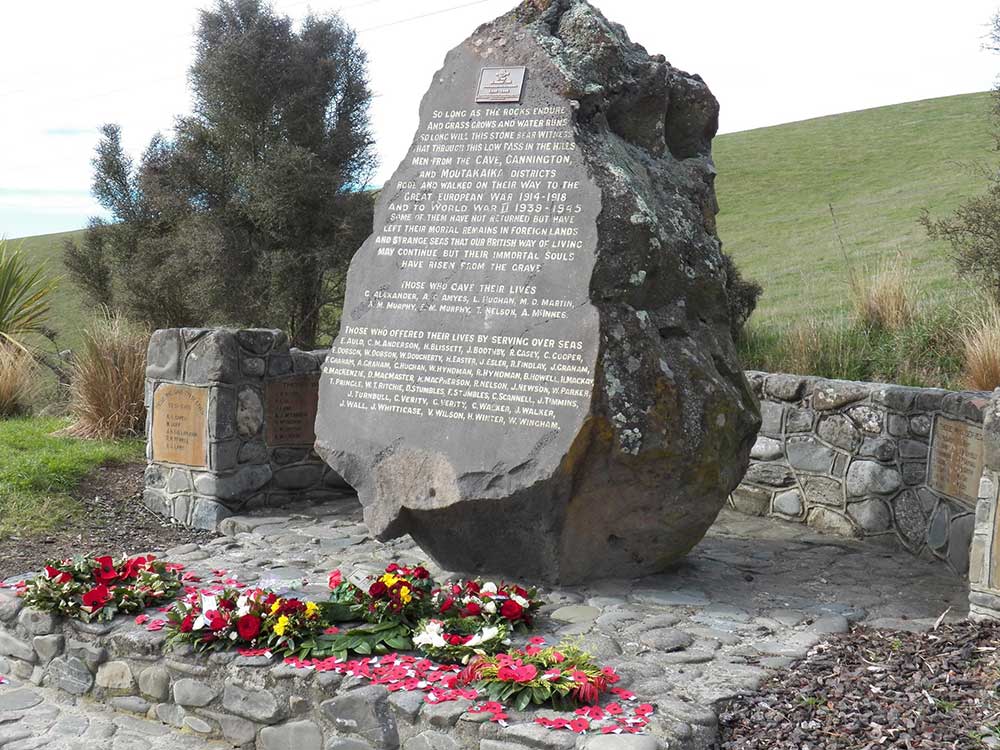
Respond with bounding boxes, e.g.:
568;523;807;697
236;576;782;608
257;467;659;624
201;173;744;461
218;598;237;611
440;597;455;613
180;614;194;633
369;581;388;597
81;584;111;610
282;599;304;615
514;586;529;599
461;602;481;617
412;567;430;580
385;563;400;573
93;556;118;584
328;570;343;589
205;610;228;631
236;614;261;640
44;566;72;585
500;600;524;621
465;580;481;594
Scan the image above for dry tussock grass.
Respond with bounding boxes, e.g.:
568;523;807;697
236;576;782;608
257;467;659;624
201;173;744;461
849;254;913;331
0;347;37;417
961;301;1000;391
66;311;149;439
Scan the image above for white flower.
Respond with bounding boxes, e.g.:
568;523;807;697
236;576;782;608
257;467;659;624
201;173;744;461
413;621;449;649
484;601;497;615
480;582;498;595
468;625;500;647
236;595;250;617
511;594;529;607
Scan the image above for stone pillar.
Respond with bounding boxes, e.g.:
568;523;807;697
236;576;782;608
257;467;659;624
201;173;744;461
143;328;348;530
970;389;1000;619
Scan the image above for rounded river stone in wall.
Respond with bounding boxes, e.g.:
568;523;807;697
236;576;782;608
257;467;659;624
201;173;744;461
315;0;759;583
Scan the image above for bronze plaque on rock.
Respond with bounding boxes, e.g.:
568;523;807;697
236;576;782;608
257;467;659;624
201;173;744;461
266;376;320;446
476;66;526;103
928;415;984;507
151;384;209;467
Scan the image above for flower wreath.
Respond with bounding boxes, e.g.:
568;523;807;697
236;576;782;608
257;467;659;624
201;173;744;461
412;617;511;663
21;555;182;622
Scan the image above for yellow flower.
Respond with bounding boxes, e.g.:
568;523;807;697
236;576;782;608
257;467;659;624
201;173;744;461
381;573;399;587
398;585;412;604
305;601;319;618
270;599;282;615
273;615;290;636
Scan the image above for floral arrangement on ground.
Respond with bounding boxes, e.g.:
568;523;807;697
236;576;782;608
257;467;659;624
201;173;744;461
7;560;657;736
284;637;656;736
20;555;183;622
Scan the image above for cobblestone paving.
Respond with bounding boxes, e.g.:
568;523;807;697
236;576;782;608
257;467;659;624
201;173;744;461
0;499;969;749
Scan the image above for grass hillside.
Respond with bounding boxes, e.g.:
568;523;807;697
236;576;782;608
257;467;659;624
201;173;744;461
715;91;996;324
7;229;87;352
7;92;997;350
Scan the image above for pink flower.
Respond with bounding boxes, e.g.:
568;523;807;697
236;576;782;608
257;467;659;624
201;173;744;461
635;703;654;717
605;702;623;715
134;614;150;625
529;636;546;645
328;570;343;589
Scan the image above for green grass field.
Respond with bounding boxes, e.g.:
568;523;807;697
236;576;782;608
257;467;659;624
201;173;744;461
0;417;143;536
5;92;996;344
715;91;996;324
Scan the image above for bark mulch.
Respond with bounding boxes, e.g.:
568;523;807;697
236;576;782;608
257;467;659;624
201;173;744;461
0;463;215;580
720;620;1000;749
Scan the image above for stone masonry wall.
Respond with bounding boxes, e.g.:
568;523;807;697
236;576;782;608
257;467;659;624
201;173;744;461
143;329;349;530
969;389;1000;619
0;593;445;750
732;371;988;576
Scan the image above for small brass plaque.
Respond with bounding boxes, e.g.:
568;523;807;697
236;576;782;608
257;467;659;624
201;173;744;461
266;376;320;446
928;415;984;507
151;384;209;467
476;66;526;103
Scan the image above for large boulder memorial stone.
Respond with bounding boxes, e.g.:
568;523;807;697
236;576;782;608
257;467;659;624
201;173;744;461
315;0;759;583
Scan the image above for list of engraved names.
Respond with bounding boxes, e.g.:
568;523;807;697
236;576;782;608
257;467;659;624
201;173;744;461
324;102;594;430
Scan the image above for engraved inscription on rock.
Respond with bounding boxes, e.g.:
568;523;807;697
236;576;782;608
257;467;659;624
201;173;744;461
928;415;984;507
151;384;209;468
266;376;320;446
320;65;600;451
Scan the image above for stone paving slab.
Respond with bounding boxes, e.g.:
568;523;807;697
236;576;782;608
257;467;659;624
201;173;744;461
0;500;968;750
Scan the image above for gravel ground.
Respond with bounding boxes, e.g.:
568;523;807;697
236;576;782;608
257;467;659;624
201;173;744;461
0;463;215;580
720;620;1000;749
